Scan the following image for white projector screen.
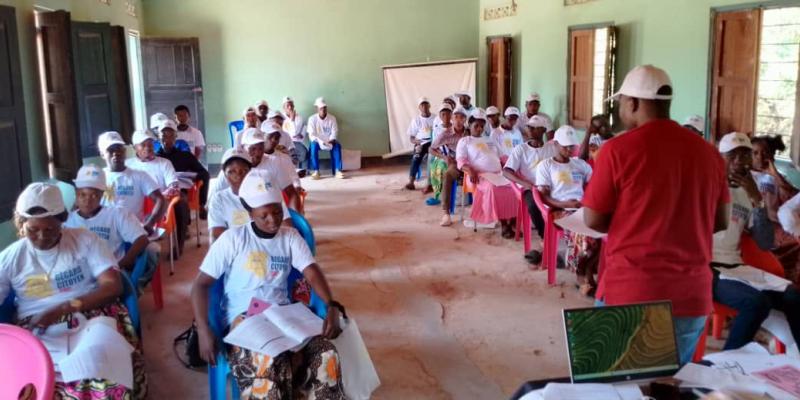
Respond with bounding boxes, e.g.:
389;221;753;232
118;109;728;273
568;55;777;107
382;59;477;156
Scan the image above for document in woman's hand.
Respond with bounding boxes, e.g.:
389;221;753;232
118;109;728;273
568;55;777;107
223;302;323;357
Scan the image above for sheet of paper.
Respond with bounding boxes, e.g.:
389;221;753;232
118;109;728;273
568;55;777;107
754;365;800;398
676;363;794;399
59;317;134;388
519;390;545;400
703;346;800;376
223;313;301;357
762;310;796;347
716;265;791;291
264;302;323;343
478;172;510;186
542;383;623;400
554;208;607;239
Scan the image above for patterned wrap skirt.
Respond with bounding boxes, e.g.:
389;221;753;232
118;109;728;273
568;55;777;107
429;158;449;200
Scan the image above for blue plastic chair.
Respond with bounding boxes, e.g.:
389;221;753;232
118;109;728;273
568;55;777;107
0;291;15;323
228;121;244;147
208;210;325;400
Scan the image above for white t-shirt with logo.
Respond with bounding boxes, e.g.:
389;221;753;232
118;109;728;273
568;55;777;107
0;228;117;319
103;167;160;221
199;224;315;324
126;156;178;190
491;126;524;158
455;135;503;173
407;114;436;142
713;187;753;265
177;125;206;155
307;114;339;150
535;157;592;202
65;206;146;261
283;114;306;143
504;141;559;185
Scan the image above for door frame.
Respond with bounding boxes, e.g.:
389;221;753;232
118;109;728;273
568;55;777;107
485;34;513;109
565;21;615;129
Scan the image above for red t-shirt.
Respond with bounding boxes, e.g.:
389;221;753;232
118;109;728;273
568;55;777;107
583;119;730;317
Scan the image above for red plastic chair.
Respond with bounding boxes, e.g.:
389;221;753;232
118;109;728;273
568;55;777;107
0;324;55;400
511;184;532;254
531;188;564;286
693;234;787;362
161;196;182;275
140;197;166;309
187;181;204;248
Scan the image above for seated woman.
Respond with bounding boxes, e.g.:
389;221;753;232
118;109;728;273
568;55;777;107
191;171;345;399
233;106;261;150
455;108;518;237
713;132;800;350
427;104;466;216
535;126;598;295
751;135;800;282
0;183;146;399
490;107;524;162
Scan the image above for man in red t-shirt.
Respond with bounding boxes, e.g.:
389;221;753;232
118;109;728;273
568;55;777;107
583;65;730;364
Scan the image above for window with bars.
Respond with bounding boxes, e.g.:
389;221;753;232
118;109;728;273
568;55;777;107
755;7;800;158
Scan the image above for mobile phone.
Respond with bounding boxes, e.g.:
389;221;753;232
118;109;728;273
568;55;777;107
246;297;272;317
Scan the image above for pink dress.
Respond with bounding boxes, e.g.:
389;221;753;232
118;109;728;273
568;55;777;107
456;136;518;224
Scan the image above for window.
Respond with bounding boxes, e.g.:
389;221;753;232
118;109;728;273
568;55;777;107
755;7;800;158
128;30;147;131
568;25;616;129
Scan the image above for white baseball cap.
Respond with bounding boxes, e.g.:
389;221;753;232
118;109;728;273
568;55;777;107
149;113;169;129
132;130;157;145
97;131;126;153
262;123;281;135
683;115;705;133
470;108;487;121
241;128;266;146
438;103;453;113
526;115;549;129
486;106;500;116
609;65;672;101
73;164;107;191
504;106;521;117
454;91;471;98
158;119;178;132
526;93;541;103
719;132;752;153
554;125;580;147
255;100;269;108
221;147;252;167
16;182;65;218
453;106;468;117
314;97;327;108
417;96;430;105
282;96;294;105
239;170;283;208
267;110;282;120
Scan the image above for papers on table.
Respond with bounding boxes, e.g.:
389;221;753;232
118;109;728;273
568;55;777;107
715;265;792;291
753;365;800;398
478;172;510;186
224;302;323;357
540;383;642;400
36;316;134;388
554;208;607;239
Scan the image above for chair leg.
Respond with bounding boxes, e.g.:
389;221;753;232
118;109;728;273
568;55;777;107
523;214;531;254
152;264;164;310
169;231;175;276
195;210;201;248
712;313;724;340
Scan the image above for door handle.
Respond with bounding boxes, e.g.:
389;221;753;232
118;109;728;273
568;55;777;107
192;87;203;93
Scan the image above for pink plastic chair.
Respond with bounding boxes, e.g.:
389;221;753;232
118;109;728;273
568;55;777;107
0;324;55;400
511;184;532;254
531;188;564;286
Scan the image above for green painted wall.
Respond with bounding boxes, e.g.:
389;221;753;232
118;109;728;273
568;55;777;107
141;0;479;164
477;0;796;129
0;0;143;247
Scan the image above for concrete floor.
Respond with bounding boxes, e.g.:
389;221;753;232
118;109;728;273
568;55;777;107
139;164;595;399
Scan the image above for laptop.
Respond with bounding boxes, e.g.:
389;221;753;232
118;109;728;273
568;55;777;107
563;301;681;384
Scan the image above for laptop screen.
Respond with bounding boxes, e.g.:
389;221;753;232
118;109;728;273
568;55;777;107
563;301;681;383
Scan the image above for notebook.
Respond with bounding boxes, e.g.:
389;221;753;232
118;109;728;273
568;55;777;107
563;301;680;384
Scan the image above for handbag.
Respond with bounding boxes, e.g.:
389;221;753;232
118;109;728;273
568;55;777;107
173;320;208;369
331;317;381;400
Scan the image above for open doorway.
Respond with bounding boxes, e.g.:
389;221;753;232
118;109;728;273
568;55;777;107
127;30;147;131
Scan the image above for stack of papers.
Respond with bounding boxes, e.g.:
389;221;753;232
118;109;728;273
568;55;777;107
36;316;134;388
224;302;323;357
553;208;607;239
715;265;792;291
519;383;642;400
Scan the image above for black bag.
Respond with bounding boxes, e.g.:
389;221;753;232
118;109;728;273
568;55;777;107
173;321;208;369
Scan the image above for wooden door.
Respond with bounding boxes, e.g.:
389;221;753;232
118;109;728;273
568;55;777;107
710;9;761;140
569;29;594;129
141;38;204;132
72;21;120;157
38;10;80;181
487;36;512;111
0;5;30;219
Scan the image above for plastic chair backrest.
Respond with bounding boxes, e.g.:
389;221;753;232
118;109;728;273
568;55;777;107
228;121;244;147
162;196;182;233
740;233;785;277
0;292;14;323
0;324;55;400
188;181;204;211
120;271;141;338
